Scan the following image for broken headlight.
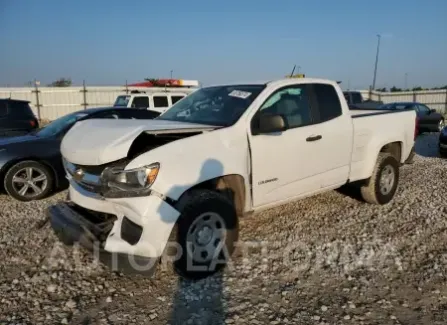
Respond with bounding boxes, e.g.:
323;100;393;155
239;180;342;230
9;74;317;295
101;163;160;197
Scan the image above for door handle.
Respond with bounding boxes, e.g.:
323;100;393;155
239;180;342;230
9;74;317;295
306;135;322;142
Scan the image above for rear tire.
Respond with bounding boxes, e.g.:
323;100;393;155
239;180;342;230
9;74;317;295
360;153;399;205
171;189;238;280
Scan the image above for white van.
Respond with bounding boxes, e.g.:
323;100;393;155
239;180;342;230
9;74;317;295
113;89;197;116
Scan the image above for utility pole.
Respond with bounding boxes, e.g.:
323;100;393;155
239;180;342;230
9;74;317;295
404;73;408;90
372;34;381;90
170;70;173;80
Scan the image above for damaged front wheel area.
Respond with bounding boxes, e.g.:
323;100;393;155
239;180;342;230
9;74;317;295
172;189;239;280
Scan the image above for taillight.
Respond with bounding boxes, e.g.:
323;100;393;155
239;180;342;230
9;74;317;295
30;120;36;127
414;117;419;139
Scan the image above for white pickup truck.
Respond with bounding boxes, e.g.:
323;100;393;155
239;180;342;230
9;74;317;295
48;78;416;279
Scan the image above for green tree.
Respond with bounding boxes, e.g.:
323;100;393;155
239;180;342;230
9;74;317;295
390;86;402;92
49;78;72;87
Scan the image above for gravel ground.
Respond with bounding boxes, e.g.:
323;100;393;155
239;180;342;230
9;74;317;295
1;133;446;325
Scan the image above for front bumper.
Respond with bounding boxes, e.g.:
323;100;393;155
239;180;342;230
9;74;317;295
48;202;159;275
48;181;181;275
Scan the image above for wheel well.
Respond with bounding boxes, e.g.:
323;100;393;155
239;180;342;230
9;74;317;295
175;174;246;216
380;142;402;163
0;158;58;187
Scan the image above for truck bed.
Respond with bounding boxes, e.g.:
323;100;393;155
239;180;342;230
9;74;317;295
349;108;413;118
348;107;416;182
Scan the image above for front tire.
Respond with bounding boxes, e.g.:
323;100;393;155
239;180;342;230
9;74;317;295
360;153;399;205
172;189;238;280
4;160;54;202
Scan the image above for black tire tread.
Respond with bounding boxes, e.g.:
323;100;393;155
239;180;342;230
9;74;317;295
172;189;238;279
360;153;399;205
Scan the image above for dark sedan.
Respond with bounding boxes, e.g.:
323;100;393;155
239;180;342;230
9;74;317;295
439;126;447;157
0;107;158;201
380;102;445;134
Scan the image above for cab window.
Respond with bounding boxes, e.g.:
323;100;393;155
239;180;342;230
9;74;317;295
258;86;312;128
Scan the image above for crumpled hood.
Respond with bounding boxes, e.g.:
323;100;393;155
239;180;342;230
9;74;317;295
61;119;218;165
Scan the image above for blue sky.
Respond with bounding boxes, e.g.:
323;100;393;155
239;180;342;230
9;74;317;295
0;0;446;89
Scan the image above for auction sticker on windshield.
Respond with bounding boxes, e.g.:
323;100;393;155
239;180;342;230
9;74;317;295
228;90;252;99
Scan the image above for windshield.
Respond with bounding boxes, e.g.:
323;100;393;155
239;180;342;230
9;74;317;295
157;85;266;126
36;112;87;137
114;95;130;107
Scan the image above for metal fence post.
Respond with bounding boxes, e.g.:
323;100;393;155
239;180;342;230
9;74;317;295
413;91;417;102
82;80;88;109
32;80;41;120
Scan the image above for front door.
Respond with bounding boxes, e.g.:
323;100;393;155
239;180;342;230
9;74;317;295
249;83;352;208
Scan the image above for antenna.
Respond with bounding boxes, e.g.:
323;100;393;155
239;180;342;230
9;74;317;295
289;64;296;77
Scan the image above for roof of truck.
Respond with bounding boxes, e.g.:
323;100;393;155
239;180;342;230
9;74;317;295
204;78;338;88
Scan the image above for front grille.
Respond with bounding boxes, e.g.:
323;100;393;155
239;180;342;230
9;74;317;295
77;181;103;194
73;158;130;176
63;158;130;195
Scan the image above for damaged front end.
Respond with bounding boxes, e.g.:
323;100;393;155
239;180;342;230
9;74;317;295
62;130;203;199
47;121;212;275
48;202;160;275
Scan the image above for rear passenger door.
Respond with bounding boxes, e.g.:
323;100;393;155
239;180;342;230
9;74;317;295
306;83;353;188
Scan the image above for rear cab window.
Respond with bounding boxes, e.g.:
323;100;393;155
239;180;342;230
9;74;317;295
312;84;342;122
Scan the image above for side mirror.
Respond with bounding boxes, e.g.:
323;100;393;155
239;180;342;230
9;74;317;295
429;108;436;114
258;114;287;134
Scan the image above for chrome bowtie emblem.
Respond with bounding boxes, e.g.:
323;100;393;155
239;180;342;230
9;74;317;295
73;168;84;181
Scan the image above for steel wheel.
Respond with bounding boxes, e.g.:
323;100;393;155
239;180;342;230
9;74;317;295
185;211;227;264
11;167;48;198
379;165;395;195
